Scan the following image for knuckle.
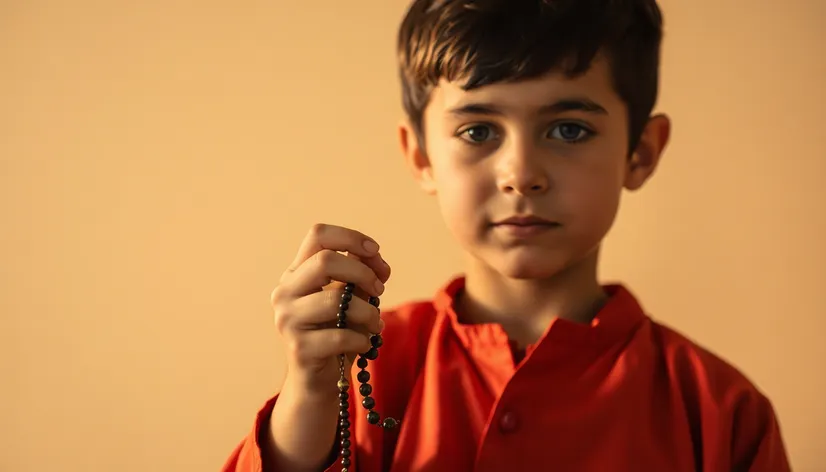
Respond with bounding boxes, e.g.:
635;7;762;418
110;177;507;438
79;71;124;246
296;335;316;363
308;223;328;239
272;304;290;332
270;285;283;306
273;311;286;333
286;338;304;363
270;287;291;330
315;249;335;268
332;329;346;346
278;269;291;285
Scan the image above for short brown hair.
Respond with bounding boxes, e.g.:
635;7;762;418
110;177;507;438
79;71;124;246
397;0;664;154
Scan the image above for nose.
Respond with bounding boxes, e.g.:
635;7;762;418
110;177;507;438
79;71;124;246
496;142;550;196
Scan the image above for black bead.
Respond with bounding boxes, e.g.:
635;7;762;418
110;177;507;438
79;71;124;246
344;283;355;293
341;448;351;457
339;391;349;401
362;396;375;410
356;357;368;369
363;347;378;360
382;417;399;429
341;438;350;448
370;334;383;348
357;370;370;383
342;457;351;467
336;321;346;329
340;418;350;429
340;400;348;409
359;383;372;396
339;301;349;311
339;409;349;418
341;291;352;302
341;429;350;438
368;296;380;308
367;411;380;425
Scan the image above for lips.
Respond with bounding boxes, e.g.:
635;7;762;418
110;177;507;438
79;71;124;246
493;215;559;227
491;215;560;238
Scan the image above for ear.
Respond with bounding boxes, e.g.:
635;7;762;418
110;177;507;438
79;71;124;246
398;120;437;195
624;113;671;191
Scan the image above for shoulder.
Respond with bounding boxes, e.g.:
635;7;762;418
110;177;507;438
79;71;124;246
649;321;767;406
652;322;782;450
648;321;788;467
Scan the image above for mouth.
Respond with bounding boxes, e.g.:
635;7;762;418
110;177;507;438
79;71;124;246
491;215;561;237
492;215;560;227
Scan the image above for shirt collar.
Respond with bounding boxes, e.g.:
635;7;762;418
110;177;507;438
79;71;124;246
433;275;648;352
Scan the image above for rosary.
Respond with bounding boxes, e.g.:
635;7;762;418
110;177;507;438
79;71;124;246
335;282;400;471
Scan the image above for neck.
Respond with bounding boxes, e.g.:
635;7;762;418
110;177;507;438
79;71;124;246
455;249;608;348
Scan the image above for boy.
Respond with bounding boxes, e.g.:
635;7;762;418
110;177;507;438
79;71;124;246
223;0;790;470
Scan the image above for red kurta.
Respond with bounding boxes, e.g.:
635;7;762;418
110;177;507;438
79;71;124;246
223;277;790;471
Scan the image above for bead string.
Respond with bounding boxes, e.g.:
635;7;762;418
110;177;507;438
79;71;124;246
336;282;400;471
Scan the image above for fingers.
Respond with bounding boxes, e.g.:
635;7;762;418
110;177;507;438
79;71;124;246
284;289;383;334
360;252;391;284
342;251;390;305
270;223;390;376
282;249;385;298
287;224;382;273
290;328;373;364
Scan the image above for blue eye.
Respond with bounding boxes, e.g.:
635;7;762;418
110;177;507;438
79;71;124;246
549;123;593;143
459;125;495;143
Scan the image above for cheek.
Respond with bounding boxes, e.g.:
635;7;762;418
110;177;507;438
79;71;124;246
432;159;490;232
436;165;485;213
559;157;625;229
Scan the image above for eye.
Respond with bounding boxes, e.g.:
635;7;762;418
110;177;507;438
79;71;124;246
458;124;497;144
548;123;593;143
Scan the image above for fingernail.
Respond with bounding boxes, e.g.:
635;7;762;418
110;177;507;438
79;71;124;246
363;240;379;254
378;318;386;332
373;280;385;295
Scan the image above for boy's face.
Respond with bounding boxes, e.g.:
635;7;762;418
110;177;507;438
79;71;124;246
400;57;669;280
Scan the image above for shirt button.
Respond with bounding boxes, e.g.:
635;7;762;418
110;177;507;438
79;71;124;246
498;410;519;434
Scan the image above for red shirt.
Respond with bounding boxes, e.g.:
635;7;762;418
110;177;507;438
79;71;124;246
223;277;790;471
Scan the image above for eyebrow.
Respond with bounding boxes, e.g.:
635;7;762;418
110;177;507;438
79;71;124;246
447;98;608;117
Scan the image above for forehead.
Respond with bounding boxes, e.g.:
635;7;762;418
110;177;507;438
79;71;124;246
427;56;622;117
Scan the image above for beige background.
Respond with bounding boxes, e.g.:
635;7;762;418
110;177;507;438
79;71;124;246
2;0;824;470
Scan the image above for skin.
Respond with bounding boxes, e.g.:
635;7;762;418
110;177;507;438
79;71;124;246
399;56;670;347
262;55;670;470
265;225;390;471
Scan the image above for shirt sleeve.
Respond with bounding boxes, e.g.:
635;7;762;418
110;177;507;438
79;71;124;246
731;391;791;471
220;394;354;472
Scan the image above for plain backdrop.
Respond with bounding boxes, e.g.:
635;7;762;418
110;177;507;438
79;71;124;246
2;0;824;470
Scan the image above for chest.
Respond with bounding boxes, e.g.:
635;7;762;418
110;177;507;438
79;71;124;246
386;341;698;472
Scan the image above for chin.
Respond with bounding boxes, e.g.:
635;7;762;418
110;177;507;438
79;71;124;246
487;250;571;280
497;262;564;280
